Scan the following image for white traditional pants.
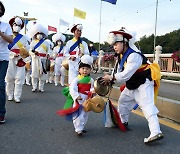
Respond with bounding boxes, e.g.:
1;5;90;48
118;79;162;137
73;95;89;132
6;59;25;100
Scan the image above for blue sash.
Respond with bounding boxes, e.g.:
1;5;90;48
33;39;45;50
8;34;23;50
119;48;147;70
69;38;82;53
58;46;64;53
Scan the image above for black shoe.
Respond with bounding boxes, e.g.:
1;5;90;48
82;129;87;133
123;122;131;131
0;116;5;124
77;131;83;136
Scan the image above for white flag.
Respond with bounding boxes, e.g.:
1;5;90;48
59;19;69;27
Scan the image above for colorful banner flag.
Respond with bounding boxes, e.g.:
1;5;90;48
101;0;117;5
48;25;57;32
74;8;86;19
59;19;69;27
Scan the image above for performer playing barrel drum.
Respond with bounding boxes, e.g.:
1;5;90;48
28;23;50;92
52;33;66;87
6;17;30;103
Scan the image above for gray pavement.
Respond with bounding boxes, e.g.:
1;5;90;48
0;84;180;154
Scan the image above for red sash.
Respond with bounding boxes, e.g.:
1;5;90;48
57;53;63;57
70;51;76;55
78;83;91;95
37;53;47;57
11;49;20;54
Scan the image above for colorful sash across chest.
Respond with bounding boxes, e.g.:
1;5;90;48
58;46;64;53
69;38;82;55
77;75;91;95
8;34;23;50
34;39;45;50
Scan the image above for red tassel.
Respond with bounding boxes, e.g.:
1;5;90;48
109;100;126;132
120;84;126;92
56;101;80;116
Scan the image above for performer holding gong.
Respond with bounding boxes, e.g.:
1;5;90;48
63;24;89;84
101;28;163;144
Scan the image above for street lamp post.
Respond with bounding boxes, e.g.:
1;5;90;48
24;12;28;34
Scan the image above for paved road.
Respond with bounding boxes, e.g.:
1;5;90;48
0;84;180;154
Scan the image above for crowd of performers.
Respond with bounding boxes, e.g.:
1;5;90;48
0;12;164;144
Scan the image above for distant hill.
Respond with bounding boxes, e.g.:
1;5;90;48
137;29;180;54
48;29;180;54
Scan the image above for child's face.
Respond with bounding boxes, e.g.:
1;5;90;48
113;41;124;54
79;67;91;76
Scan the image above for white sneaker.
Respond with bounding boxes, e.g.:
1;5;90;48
14;98;21;103
49;80;52;84
55;84;58;86
26;82;31;86
39;89;44;92
46;80;49;83
32;88;37;92
8;96;13;101
144;133;164;144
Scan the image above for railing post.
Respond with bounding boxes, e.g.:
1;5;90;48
97;50;104;73
154;45;162;65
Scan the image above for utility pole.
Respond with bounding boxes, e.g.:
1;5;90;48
24;12;28;34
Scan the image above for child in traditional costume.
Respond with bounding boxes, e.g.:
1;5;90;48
57;55;94;136
102;28;163;144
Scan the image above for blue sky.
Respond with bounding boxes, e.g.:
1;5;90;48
2;0;180;43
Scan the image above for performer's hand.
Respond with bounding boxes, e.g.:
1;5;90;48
34;51;39;56
101;75;112;84
70;56;76;61
76;96;82;100
14;54;19;57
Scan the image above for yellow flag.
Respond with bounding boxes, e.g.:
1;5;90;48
74;8;86;19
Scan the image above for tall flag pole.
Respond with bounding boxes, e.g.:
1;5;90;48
99;1;103;51
99;0;117;51
154;0;158;60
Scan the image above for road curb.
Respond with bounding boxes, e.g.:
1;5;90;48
108;86;180;124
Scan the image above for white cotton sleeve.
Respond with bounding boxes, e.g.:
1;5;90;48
115;53;143;83
69;78;80;101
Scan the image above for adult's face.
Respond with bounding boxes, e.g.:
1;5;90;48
74;29;82;38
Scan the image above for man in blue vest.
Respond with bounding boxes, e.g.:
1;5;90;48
64;24;89;84
102;28;163;144
6;17;30;103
